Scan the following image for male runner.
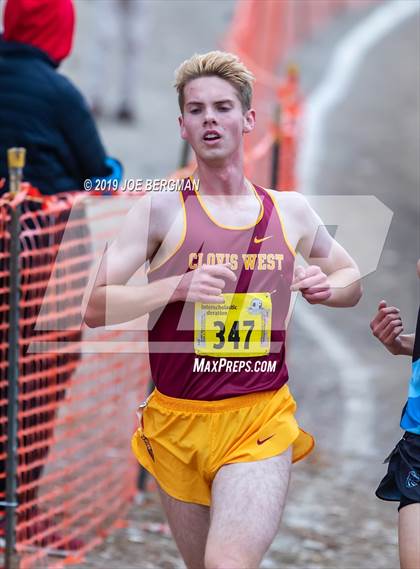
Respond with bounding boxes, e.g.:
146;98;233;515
370;260;420;569
86;51;362;569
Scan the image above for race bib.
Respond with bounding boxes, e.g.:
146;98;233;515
194;293;272;357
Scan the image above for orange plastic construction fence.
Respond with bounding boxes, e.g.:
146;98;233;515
223;0;378;190
1;190;149;568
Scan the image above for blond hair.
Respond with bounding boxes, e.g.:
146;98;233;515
174;51;255;113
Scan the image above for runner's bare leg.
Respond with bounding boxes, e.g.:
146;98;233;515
399;503;420;569
205;447;292;569
158;488;210;569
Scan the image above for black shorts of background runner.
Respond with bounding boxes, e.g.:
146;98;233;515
376;432;420;511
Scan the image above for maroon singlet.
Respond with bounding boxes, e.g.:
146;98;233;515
147;180;295;400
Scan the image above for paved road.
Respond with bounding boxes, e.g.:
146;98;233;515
65;1;419;567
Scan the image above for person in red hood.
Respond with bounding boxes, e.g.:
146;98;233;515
3;0;75;63
0;0;121;195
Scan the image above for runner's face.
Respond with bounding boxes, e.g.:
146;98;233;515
179;76;255;164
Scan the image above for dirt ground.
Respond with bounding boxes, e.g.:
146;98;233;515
62;1;419;568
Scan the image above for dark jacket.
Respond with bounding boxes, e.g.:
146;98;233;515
0;0;110;195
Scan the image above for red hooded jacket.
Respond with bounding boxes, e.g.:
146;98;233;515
3;0;74;63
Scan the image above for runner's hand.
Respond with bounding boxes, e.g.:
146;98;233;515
370;300;404;355
290;265;332;304
175;263;237;304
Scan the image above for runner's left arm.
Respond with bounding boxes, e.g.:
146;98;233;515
291;194;362;307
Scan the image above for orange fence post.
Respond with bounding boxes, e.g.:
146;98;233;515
3;153;26;569
270;105;282;190
276;65;303;191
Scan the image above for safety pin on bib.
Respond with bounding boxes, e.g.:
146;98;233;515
136;394;152;425
135;395;155;462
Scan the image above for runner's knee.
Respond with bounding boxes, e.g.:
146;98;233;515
204;547;258;569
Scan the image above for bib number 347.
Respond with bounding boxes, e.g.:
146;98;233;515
194;293;272;357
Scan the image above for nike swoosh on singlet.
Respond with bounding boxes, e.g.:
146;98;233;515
254;236;272;244
257;434;275;445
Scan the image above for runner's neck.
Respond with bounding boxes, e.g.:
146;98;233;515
193;161;248;197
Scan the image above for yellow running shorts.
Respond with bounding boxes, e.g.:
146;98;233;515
131;384;314;506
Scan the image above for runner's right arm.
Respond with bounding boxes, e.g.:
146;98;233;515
84;194;236;327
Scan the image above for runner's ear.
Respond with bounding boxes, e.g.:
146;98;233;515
243;109;255;134
179;114;188;140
